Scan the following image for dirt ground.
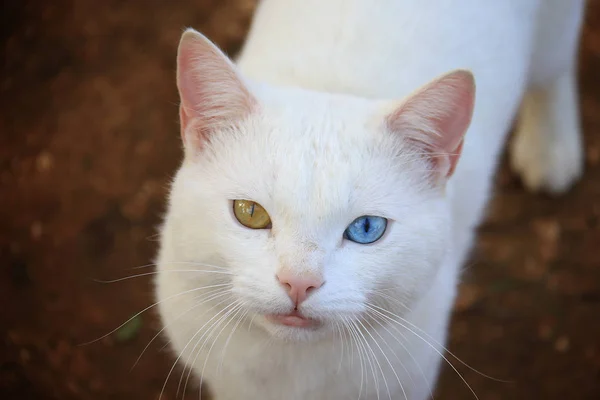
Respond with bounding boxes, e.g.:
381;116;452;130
1;1;599;399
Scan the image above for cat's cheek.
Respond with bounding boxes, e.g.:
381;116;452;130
366;221;448;307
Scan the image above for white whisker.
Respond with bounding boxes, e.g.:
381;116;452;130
369;301;509;383
94;269;233;284
80;283;232;346
361;318;408;400
367;313;433;400
195;302;246;393
333;320;345;373
131;261;230;270
352;319;384;400
180;300;242;398
369;292;435;399
131;286;233;370
159;295;235;400
217;306;249;375
343;317;365;400
366;304;479;400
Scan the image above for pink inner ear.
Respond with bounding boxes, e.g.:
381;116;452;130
179;105;190;145
387;70;476;178
176;29;256;150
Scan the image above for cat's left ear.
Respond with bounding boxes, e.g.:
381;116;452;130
176;28;257;152
386;70;475;180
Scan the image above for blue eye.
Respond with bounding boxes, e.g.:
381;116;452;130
344;216;388;244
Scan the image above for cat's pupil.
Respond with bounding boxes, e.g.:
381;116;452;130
364;218;370;233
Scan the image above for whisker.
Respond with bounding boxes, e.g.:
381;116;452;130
79;283;232;346
366;313;433;400
370;290;435;397
160;296;236;400
130;261;230;270
343;318;355;370
343;317;365;400
247;313;258;331
348;317;378;399
352;319;384;400
365;304;479;400
154;289;236;355
198;302;245;383
192;301;245;397
131;286;233;370
217;306;249;375
177;301;239;397
333;320;345;373
130;262;161;270
361;318;408;400
145;233;161;241
369;301;509;383
94;269;233;284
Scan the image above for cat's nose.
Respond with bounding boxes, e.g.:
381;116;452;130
276;271;324;306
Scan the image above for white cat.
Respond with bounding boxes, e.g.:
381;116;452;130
155;1;586;399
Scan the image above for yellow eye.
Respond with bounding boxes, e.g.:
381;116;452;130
233;200;272;229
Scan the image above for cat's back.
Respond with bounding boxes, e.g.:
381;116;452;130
237;0;541;99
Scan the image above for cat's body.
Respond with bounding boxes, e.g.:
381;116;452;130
156;1;585;399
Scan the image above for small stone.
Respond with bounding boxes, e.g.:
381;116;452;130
485;325;504;342
36;151;54;172
119;180;159;221
452;321;469;340
69;350;91;378
9;242;20;254
454;284;481;311
7;330;21;345
546;274;560;291
48;340;71;368
532;218;560;262
19;348;31;363
66;380;81;395
554;336;570;353
533;219;560;239
90;378;104;392
523;257;547;280
587;146;599;165
585;346;596;359
538;324;553;340
31;221;43;240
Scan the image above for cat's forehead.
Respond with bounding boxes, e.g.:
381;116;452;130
258;95;387;188
217;94;412;220
258;86;387;159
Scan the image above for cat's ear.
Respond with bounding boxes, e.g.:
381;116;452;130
386;69;475;179
176;28;256;151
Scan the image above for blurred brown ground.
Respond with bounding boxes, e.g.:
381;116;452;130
1;1;599;399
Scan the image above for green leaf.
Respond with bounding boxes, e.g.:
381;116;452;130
115;315;143;343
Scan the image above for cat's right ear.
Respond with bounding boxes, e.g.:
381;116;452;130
385;69;475;181
176;29;256;152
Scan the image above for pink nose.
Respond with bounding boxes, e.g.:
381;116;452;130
276;271;324;306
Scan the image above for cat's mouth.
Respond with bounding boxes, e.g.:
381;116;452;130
266;311;321;328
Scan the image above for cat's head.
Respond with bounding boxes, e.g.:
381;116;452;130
157;29;475;342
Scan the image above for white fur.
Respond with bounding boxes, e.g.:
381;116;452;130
155;1;586;399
